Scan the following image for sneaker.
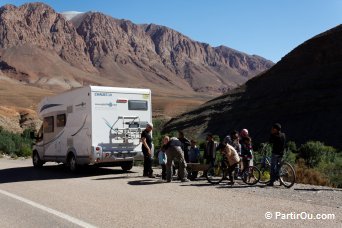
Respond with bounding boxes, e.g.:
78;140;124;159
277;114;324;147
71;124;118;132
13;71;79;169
267;182;274;186
181;178;190;182
148;174;156;178
166;179;171;183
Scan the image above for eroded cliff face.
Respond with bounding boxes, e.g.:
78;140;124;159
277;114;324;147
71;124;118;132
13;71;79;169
0;3;95;72
0;2;274;132
75;13;273;92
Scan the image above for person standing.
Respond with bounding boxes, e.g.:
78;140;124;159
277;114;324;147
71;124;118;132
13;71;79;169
178;131;191;163
141;122;155;178
188;139;201;179
267;123;286;186
204;133;217;168
202;133;218;177
158;136;169;180
188;140;200;163
164;137;189;182
240;136;253;170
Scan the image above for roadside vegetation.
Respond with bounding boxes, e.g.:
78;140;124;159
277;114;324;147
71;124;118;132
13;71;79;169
253;141;342;188
0;127;32;158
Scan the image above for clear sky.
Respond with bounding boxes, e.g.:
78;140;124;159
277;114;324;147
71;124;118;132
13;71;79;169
2;0;341;62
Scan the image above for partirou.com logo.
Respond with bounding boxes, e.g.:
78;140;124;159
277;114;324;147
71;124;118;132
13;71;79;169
265;211;335;220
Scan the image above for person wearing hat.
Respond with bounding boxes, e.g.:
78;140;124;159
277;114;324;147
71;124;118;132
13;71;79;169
141;122;155;178
268;123;286;186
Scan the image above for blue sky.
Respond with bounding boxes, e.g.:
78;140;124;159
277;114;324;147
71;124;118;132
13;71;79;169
1;0;341;62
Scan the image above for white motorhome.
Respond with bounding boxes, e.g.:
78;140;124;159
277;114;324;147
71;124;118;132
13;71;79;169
32;86;152;171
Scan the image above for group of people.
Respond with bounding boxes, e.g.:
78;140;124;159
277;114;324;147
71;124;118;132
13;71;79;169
140;122;286;186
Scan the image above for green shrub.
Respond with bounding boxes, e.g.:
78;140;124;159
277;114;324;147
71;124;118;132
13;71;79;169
0;128;33;157
286;141;297;153
316;155;342;188
298;141;336;168
254;143;272;164
17;145;32;157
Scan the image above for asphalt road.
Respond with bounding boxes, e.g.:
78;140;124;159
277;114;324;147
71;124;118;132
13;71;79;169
0;158;341;228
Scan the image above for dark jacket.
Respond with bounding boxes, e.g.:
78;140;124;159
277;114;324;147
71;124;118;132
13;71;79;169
204;140;217;161
179;137;191;162
269;132;286;156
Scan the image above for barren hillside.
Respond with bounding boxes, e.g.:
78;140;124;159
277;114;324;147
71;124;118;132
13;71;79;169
163;25;342;149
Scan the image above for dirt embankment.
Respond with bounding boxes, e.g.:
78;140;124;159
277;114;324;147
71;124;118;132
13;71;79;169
0;106;41;133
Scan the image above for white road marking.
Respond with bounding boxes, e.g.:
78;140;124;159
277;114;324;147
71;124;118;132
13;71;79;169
0;189;97;228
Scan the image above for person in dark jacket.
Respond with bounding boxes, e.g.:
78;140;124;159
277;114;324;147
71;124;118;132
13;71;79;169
204;133;217;167
267;123;286;186
178;131;191;163
141;123;155;178
240;136;253;171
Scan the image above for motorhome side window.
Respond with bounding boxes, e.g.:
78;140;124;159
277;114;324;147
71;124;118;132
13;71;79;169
43;116;54;133
128;100;148;110
57;114;66;127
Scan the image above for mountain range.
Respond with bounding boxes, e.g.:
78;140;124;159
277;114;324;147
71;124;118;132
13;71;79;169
0;3;272;99
0;2;273;132
163;25;342;149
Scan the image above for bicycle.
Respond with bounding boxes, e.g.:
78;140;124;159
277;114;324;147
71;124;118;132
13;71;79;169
206;156;261;185
255;144;296;188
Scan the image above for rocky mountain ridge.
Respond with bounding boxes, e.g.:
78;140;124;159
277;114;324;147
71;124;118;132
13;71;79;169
0;2;273;133
0;2;273;93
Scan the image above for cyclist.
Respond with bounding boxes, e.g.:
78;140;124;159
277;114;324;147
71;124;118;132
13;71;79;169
216;143;240;185
240;128;249;139
224;130;242;178
241;136;253;171
223;130;241;154
267;123;286;186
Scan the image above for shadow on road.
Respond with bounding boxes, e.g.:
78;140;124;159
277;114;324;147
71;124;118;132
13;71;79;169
93;176;135;181
127;179;165;186
218;184;265;189
294;188;342;192
0;164;135;184
179;182;213;187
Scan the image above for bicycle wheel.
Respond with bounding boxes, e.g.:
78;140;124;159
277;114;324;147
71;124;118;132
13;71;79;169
279;162;296;188
255;161;271;184
242;166;261;185
206;165;224;185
